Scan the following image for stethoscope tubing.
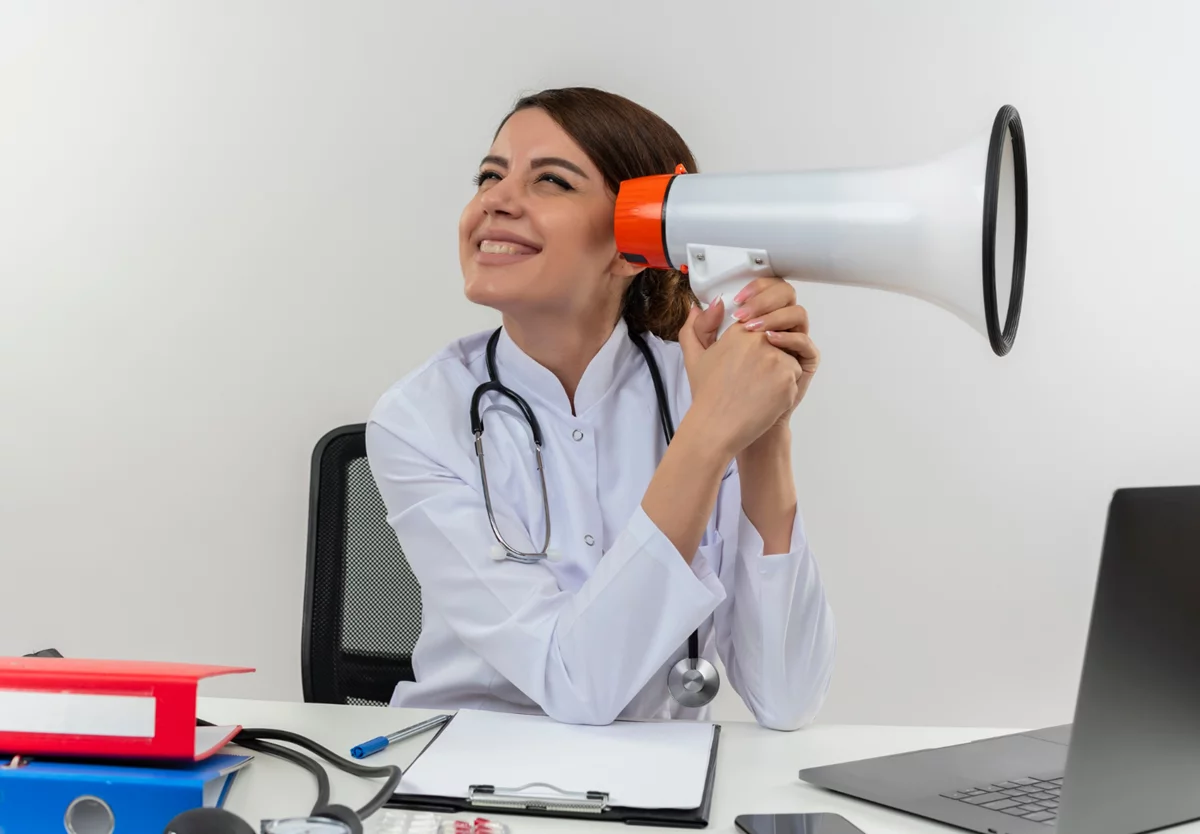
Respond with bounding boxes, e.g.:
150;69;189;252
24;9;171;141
470;326;714;704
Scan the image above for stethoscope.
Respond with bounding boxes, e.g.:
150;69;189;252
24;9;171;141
470;327;721;708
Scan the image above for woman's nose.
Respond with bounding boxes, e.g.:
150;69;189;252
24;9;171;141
479;177;523;217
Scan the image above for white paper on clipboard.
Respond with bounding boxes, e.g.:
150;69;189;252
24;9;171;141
398;708;716;810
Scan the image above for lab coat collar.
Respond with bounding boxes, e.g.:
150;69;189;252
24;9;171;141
493;318;637;417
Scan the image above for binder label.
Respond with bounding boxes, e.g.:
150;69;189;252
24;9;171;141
0;690;156;737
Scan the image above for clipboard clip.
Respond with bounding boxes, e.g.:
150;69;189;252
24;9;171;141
468;782;610;814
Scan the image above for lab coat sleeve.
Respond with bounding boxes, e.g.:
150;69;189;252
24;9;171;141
709;465;837;731
365;415;727;726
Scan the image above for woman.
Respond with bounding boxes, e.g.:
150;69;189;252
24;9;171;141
367;87;835;731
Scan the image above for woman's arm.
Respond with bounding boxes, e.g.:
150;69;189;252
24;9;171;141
641;408;736;565
735;425;798;555
366;407;732;727
678;283;814;555
674;280;831;730
709;461;836;731
666;303;811;560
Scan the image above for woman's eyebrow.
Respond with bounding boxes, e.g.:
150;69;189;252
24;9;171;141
531;157;588;179
479;154;587;179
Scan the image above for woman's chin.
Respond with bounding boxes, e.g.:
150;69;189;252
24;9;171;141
463;272;531;310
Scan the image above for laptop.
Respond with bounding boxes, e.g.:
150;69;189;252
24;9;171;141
799;485;1200;834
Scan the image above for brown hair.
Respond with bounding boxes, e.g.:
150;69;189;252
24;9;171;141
497;87;698;341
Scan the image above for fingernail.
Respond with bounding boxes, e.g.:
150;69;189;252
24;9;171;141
734;287;753;304
765;330;779;339
744;319;764;331
732;307;749;321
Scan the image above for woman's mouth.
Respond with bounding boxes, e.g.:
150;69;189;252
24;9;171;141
480;240;538;255
476;238;541;264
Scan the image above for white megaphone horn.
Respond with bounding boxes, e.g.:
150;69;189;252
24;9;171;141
615;105;1029;356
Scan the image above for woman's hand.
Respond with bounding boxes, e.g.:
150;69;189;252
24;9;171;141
678;299;804;459
730;277;820;426
683;278;815;553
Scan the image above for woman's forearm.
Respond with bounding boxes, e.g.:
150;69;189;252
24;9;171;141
737;426;798;554
641;410;734;564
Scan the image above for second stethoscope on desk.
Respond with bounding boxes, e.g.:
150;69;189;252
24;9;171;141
469;326;720;709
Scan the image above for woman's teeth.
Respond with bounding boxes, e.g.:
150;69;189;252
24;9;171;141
480;240;537;255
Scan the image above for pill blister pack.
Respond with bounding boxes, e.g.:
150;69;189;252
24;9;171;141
439;819;511;834
367;810;511;834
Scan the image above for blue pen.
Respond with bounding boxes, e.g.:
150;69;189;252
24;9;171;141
350;713;451;759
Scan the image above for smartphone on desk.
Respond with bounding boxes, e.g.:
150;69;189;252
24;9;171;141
735;813;865;834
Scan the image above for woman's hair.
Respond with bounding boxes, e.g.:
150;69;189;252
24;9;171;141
496;87;699;341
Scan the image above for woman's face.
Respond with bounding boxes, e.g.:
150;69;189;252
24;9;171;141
459;107;635;318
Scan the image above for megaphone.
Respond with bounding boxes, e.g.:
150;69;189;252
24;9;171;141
615;105;1028;356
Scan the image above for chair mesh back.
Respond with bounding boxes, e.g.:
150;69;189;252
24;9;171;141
303;425;422;705
341;457;423;660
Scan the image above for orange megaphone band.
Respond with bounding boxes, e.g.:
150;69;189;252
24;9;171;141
614;163;688;272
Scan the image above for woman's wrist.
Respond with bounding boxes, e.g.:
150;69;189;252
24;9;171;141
738;423;792;464
675;404;740;468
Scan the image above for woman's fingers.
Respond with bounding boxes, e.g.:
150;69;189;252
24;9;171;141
731;277;795;323
694;297;724;349
742;304;809;335
678;304;706;370
765;330;821;374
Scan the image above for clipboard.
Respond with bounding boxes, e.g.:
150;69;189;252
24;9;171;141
387;709;721;828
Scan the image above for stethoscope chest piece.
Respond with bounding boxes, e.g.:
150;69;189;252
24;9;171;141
668;656;720;708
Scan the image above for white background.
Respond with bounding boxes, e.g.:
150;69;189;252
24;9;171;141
2;1;1198;729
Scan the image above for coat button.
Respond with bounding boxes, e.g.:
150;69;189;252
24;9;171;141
572;429;584;441
584;534;595;546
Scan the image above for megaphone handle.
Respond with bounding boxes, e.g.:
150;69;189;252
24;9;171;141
685;244;776;338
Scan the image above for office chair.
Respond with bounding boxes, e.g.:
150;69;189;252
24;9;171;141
302;423;422;705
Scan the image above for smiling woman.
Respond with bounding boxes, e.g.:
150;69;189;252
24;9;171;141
460;89;700;361
365;86;836;729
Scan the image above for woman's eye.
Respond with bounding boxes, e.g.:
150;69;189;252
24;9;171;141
537;173;574;191
472;170;574;191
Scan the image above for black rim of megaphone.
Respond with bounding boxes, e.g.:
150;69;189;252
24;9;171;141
982;104;1028;357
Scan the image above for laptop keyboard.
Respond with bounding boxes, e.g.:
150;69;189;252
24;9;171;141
941;776;1062;825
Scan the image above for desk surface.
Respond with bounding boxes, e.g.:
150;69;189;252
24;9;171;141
199;697;1200;833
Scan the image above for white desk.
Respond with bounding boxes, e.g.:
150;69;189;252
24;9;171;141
199;697;1200;833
